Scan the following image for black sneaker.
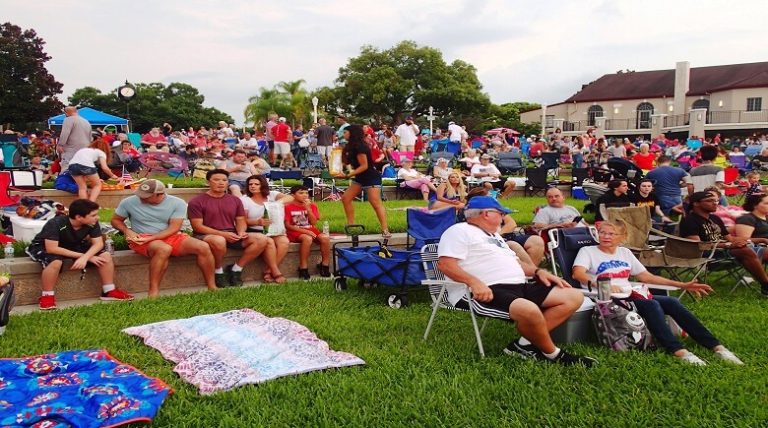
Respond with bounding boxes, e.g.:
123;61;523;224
761;286;768;297
215;272;230;288
227;265;243;287
316;264;331;278
503;340;544;361
548;349;598;368
298;268;311;280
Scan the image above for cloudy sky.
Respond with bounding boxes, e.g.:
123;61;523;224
6;0;767;124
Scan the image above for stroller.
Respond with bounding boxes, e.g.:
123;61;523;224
332;207;456;308
581;158;644;213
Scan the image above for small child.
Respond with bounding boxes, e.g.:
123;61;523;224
284;185;331;280
29;156;51;182
744;172;764;198
279;152;298;169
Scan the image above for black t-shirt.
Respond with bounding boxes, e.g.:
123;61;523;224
29;216;101;252
735;213;768;238
632;192;660;211
595;192;632;221
315;125;335;146
345;143;380;184
679;213;727;242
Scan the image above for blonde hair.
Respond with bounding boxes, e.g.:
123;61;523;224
598;219;627;241
444;172;467;200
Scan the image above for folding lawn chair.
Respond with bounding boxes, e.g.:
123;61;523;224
524;167;559;196
497;152;526;175
406;207;456;250
268;169;303;194
420;243;499;357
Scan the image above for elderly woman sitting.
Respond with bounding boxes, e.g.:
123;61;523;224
397;158;438;201
572;220;743;365
432;158;451;182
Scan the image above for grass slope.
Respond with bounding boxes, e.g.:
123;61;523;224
1;280;766;427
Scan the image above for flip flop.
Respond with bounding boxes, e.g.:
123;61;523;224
262;271;275;283
273;274;287;284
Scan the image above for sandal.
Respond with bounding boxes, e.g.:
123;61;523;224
262;270;275;283
381;230;392;239
273;274;287;284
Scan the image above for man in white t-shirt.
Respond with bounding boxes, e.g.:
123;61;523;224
448;121;467;144
394;116;419;153
532;188;587;232
437;196;597;367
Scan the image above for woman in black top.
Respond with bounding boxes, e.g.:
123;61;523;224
595;179;632;221
339;124;391;237
734;194;768;244
632;179;672;222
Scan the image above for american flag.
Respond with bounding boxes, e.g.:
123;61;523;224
121;166;132;181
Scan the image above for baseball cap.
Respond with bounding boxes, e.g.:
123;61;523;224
278;117;286;122
135;179;166;199
465;196;512;214
481;154;492;159
406;115;414;121
690;191;716;203
448;121;455;125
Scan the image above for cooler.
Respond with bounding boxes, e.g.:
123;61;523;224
550;297;596;344
10;215;46;242
571;186;589;200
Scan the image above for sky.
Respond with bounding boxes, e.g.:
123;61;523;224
5;0;767;125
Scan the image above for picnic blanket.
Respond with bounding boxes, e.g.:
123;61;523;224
123;309;365;395
0;349;172;427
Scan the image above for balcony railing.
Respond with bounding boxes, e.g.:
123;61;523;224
604;118;651;131
664;114;689;127
562;121;585;132
707;109;768;124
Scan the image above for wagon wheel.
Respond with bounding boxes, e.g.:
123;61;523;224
357;279;367;288
334;277;347;292
386;294;409;309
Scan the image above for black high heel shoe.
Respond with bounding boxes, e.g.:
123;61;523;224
298;268;311;280
316;264;331;277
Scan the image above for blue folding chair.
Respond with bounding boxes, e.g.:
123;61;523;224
406;207;456;250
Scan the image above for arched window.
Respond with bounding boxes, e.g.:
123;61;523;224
692;99;710;110
587;105;603;126
636;102;654;129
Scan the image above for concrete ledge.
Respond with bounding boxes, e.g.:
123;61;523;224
2;233;409;306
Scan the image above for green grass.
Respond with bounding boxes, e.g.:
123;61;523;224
1;281;766;426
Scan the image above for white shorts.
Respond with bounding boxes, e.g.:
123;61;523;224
274;141;291;155
400;145;415;153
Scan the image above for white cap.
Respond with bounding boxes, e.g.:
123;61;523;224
448;121;455;125
278;117;286;122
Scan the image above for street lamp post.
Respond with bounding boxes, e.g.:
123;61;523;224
427;106;435;135
312;96;319;125
117;80;136;133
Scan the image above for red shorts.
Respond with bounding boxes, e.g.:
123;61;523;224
287;226;321;243
129;233;189;257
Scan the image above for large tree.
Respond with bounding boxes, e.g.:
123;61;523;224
244;79;312;128
334;40;491;124
0;22;63;129
68;82;233;133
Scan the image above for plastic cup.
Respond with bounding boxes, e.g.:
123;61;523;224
167;183;174;189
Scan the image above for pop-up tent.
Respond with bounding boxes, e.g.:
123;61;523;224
47;107;128;127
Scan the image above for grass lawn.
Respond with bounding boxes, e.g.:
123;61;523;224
2;280;767;426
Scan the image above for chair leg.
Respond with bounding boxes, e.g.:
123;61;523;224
423;286;447;341
468;306;486;358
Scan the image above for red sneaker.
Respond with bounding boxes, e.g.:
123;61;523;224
39;295;57;310
100;288;134;301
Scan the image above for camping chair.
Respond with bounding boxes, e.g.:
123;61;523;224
744;145;762;158
540;152;560;178
138;152;189;180
497;152;526;175
420;243;499;357
605;206;717;296
729;155;748;172
524;167;559;196
0;135;28;169
0;171;21;207
427;151;455;170
406;207;456;250
268;169;303;194
723;166;746;204
445;141;461;156
571;168;590;187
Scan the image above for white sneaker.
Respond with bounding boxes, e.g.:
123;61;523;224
677;350;707;366
714;348;744;365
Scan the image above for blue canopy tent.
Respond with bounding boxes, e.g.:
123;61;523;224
47;107;128;128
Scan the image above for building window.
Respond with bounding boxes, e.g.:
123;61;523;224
636;102;654;129
747;97;762;111
545;115;555;128
587;105;603;127
691;99;710;110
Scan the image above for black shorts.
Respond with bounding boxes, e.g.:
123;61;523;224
502;233;531;247
267;140;275;149
26;245;105;269
68;163;98;176
455;283;554;319
353;174;382;188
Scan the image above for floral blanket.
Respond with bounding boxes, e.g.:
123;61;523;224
123;309;365;395
0;349;172;427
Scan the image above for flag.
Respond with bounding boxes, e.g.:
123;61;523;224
121;165;132;181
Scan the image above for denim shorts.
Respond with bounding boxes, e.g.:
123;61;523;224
68;163;98;176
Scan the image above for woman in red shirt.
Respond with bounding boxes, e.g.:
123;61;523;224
633;143;656;171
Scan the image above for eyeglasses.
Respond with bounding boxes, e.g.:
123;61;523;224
598;231;619;237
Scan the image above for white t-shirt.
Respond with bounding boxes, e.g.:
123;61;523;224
397;167;422;181
470;163;501;182
448;124;465;142
69;148;106;168
573;246;651;298
240;191;281;231
438;223;526;305
532;205;583;227
240;137;259;148
395;123;419;147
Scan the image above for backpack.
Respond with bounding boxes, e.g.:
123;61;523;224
592;298;654;351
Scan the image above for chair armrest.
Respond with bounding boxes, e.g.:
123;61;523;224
421;279;467;288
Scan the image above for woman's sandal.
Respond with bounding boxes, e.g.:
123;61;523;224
262;270;275;283
273;273;287;284
381;230;392;239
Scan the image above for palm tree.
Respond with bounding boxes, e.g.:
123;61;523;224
243;87;290;127
277;79;309;127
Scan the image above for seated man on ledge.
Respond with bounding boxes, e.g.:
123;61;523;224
26;199;134;310
437;196;597;367
111;179;218;298
533;187;587;232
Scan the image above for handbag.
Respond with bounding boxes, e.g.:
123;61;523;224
592;297;654;352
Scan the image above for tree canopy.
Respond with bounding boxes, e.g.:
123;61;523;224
333;40;491;124
68;82;233;133
0;22;63;129
243;79;310;128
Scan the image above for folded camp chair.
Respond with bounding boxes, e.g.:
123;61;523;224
421;243;500;357
497;152;526;175
406;207;456;250
605;206;718;296
524;167;559;196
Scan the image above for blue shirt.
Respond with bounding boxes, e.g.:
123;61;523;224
646;166;689;198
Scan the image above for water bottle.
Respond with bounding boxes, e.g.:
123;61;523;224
322;221;330;236
104;236;115;255
597;277;612;300
3;243;14;259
